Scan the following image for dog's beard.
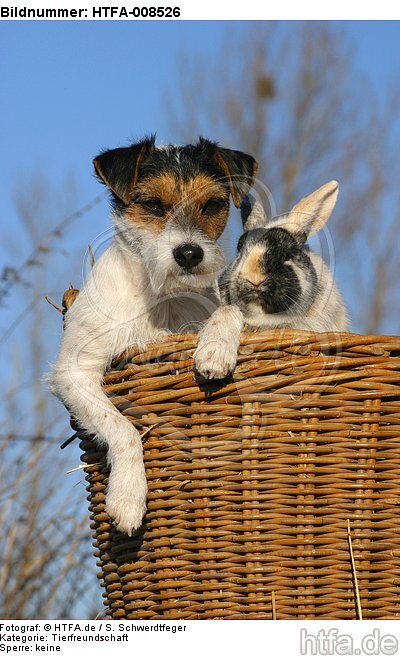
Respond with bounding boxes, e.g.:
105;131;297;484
159;268;221;294
139;225;225;296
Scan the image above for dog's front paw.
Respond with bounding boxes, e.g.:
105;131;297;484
105;464;148;536
194;339;237;380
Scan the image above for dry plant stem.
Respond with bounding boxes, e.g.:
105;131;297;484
44;295;63;314
271;591;277;620
347;518;363;621
88;244;95;269
66;463;101;475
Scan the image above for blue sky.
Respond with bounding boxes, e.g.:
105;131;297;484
1;20;400;223
1;21;227;210
1;19;400;344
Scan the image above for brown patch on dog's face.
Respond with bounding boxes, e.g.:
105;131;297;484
124;172;230;239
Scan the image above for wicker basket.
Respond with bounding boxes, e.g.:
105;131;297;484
78;330;400;620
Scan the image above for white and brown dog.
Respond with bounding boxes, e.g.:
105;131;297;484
49;136;257;535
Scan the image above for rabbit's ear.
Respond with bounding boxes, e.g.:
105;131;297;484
240;195;267;230
286;181;339;237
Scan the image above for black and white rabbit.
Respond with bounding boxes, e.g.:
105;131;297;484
194;180;348;379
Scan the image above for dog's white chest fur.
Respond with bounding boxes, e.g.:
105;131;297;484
66;241;219;357
150;295;218;334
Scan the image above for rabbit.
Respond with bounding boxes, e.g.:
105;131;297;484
194;180;348;379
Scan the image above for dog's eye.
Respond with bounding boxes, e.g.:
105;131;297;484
202;198;228;215
140;198;165;215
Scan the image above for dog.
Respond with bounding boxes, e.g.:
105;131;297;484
49;136;257;535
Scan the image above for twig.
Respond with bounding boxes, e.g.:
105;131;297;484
347;518;363;620
271;591;277;619
60;433;78;450
88;244;95;269
66;463;100;474
140;424;158;442
45;295;63;314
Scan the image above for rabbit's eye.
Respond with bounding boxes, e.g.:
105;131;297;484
202;198;228;215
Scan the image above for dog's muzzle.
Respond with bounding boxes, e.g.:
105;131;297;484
173;243;204;270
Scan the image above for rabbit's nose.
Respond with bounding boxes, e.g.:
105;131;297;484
241;272;267;287
239;249;267;287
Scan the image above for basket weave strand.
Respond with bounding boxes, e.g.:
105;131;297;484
79;330;400;619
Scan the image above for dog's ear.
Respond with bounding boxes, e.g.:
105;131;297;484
93;136;155;205
214;146;258;208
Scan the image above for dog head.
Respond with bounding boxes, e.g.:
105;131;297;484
93;136;258;294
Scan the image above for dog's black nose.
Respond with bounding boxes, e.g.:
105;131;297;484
173;243;204;270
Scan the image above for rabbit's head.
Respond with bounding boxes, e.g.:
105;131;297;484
221;181;339;326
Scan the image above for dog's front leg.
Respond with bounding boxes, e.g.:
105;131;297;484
194;305;244;379
50;325;147;535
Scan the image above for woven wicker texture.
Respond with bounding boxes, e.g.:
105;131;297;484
79;330;400;620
